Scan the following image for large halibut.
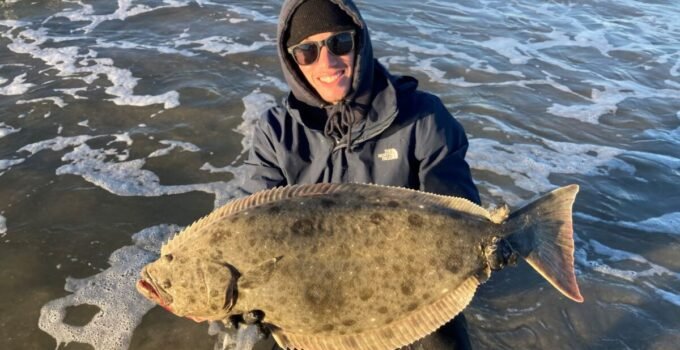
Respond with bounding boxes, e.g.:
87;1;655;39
137;183;583;350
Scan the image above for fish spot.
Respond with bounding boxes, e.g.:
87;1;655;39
291;218;315;237
210;290;220;298
422;292;432;301
320;199;336;208
229;216;240;224
445;255;463;274
387;200;400;208
359;288;374;301
267;205;282;214
406;302;419;312
401;282;415;296
211;304;219;311
189;296;197;304
369;212;385;225
246;215;256;224
248;238;257;247
392;264;402;273
408;214;424;227
207;266;218;274
342;319;356;327
377;306;388;314
321;324;334;332
374;256;386;266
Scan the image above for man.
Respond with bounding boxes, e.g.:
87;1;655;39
241;0;479;348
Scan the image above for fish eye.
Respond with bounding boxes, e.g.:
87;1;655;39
162;280;172;289
164;254;174;262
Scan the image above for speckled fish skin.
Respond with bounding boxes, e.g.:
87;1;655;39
137;183;583;350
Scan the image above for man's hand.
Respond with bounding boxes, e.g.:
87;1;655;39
211;311;269;350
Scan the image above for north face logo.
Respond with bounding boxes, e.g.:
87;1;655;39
378;148;399;161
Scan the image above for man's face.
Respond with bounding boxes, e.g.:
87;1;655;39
295;31;355;104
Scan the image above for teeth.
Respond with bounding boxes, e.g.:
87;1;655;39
319;71;342;83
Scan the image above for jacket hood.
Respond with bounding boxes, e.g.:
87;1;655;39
277;0;374;109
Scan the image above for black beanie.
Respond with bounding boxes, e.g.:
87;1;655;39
286;0;357;47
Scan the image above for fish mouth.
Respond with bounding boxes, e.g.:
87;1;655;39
137;269;172;309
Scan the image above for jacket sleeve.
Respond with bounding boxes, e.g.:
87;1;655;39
239;110;287;195
414;96;481;204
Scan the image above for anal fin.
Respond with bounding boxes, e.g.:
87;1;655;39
271;276;480;350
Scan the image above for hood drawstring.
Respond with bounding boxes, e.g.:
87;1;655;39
324;101;357;151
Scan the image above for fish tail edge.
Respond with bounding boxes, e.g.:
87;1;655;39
505;184;584;303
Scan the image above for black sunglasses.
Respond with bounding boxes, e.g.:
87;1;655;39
287;31;356;66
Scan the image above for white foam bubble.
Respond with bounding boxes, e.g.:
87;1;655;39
94;39;197;58
236;90;277;152
17;96;67;108
580;239;680;283
0;73;34;95
0;158;24;173
577;212;680;236
174;36;273;56
0;215;6;237
18;135;98;155
148;140;200;158
547;80;680;124
0;122;21;138
670;56;680;77
645;282;680;307
221;4;277;24
38;225;180;350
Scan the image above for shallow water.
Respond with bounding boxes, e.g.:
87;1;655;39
0;0;678;349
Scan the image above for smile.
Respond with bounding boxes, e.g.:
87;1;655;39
318;70;344;84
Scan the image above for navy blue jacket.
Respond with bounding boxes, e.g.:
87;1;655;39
241;64;480;204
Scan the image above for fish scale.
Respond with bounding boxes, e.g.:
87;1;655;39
137;183;583;350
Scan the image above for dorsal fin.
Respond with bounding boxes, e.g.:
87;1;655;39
162;183;492;253
272;275;480;350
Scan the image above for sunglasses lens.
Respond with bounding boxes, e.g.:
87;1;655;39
289;32;355;65
292;43;319;65
328;32;354;56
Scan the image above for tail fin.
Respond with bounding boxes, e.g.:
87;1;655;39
505;185;584;302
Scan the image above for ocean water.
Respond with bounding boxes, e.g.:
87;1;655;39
0;0;678;349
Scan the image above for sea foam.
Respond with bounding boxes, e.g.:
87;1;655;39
0;73;33;95
38;225;179;350
0;215;6;237
37;88;275;349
